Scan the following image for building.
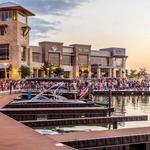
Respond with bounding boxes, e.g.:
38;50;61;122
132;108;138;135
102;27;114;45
31;42;127;78
0;2;34;79
0;2;127;79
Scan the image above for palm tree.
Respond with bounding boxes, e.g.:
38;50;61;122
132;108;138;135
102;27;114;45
41;61;53;77
53;67;64;77
126;69;138;79
137;68;147;79
18;65;31;79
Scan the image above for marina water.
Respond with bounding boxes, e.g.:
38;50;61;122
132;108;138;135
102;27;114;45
36;96;150;135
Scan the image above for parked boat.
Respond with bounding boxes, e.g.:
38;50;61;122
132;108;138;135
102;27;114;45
96;99;109;106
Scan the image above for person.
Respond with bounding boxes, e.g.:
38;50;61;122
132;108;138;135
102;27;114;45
9;80;13;94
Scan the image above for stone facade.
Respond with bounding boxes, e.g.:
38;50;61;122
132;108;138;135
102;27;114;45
0;2;34;79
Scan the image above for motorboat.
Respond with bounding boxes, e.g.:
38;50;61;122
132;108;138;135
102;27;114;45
12;79;94;105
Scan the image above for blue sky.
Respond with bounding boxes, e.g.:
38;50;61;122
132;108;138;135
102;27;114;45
1;0;150;70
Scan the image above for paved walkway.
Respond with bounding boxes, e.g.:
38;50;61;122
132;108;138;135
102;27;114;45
0;95;73;150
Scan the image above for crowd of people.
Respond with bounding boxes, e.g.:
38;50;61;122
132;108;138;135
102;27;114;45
76;79;150;91
0;78;150;92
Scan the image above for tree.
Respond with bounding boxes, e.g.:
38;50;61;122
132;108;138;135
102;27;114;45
126;69;138;79
137;68;148;79
83;70;89;78
53;67;64;77
41;61;53;77
18;65;31;79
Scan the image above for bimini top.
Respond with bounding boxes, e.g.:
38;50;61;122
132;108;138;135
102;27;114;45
0;2;35;16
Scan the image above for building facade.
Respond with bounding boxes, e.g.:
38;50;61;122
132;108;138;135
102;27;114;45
31;42;127;79
0;2;127;79
0;2;34;79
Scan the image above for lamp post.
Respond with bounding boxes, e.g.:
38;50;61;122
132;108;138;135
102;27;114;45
47;68;50;77
4;63;8;80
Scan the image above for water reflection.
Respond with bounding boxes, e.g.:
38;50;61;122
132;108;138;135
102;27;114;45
35;96;150;135
111;96;150;128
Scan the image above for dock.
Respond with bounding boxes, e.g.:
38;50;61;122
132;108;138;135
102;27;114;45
4;102;95;108
21;115;148;129
1;94;150;150
0;107;114;121
49;126;150;150
0;94;73;150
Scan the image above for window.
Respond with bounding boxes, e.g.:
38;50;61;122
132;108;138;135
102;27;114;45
63;55;74;65
115;58;123;67
48;53;60;66
18;12;26;24
21;46;26;61
0;11;12;21
0;27;5;35
79;55;88;66
91;57;108;66
64;71;70;78
0;44;9;60
0;24;8;36
32;52;40;62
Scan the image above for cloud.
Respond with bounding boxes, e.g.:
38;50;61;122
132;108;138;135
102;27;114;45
11;0;88;16
0;0;90;41
29;18;61;39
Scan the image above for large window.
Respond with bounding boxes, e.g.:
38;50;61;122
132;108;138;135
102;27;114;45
0;27;5;35
48;53;60;66
18;12;26;24
0;11;12;21
63;55;73;65
21;46;26;61
0;44;9;60
91;57;108;66
115;58;123;67
32;52;40;62
79;55;88;66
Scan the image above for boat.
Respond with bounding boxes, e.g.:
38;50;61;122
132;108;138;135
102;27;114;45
96;99;109;106
11;78;94;105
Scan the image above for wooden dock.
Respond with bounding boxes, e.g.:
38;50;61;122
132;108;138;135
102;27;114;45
0;94;73;150
1;94;150;150
49;126;150;150
20;115;148;129
4;102;95;108
0;107;114;121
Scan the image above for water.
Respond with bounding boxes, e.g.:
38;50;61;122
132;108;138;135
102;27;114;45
35;96;150;135
111;96;150;128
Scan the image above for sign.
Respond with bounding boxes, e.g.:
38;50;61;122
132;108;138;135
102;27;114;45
113;48;125;56
49;45;59;52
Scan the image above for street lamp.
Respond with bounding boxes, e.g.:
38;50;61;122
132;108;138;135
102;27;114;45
4;63;8;80
47;68;50;77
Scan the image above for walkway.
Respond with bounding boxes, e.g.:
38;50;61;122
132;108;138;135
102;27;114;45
0;95;73;150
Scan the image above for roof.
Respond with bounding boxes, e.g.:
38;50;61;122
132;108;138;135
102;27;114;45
0;2;35;16
0;2;18;8
70;44;91;47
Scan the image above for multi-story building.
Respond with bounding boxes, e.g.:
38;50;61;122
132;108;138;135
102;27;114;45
31;42;127;79
0;2;34;79
0;2;127;79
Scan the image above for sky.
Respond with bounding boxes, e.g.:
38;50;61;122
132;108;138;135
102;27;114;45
0;0;150;71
